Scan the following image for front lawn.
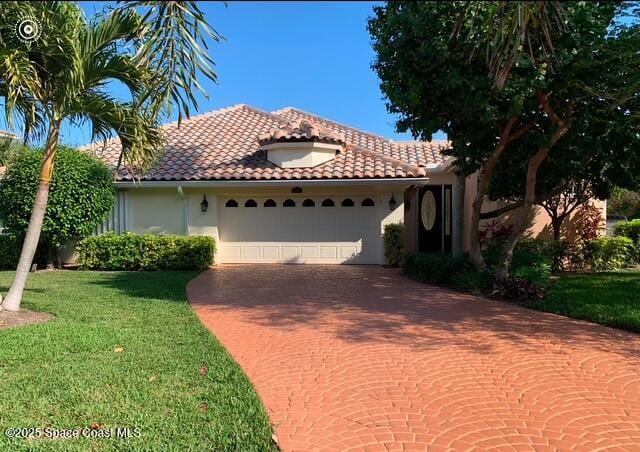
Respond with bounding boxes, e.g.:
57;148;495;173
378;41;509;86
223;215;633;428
0;271;275;451
533;269;640;333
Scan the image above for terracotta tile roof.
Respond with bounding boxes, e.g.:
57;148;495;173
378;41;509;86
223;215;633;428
88;104;450;181
258;119;345;146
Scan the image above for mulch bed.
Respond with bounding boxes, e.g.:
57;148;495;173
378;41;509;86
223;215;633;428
0;308;54;330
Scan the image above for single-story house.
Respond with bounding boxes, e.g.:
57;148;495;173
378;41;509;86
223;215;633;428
88;104;605;265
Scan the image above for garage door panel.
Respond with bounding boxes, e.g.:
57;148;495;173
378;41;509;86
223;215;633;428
281;246;299;260
218;197;383;264
242;246;260;259
300;247;318;259
262;246;279;259
319;247;338;260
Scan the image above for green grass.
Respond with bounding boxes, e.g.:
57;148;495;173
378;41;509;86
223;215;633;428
533;269;640;333
0;271;275;451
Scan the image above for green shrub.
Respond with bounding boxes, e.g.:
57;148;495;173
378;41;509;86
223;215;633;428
450;268;493;293
402;252;472;285
512;263;552;288
403;250;549;301
585;236;635;271
0;147;115;251
614;219;640;244
77;233;215;271
494;276;548;302
608;186;640;219
383;223;404;267
0;234;21;270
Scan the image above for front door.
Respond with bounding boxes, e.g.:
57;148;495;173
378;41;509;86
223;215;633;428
418;185;452;253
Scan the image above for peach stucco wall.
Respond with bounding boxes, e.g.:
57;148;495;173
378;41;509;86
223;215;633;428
461;172;606;250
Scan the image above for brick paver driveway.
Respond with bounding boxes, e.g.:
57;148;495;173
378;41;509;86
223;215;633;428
188;265;640;451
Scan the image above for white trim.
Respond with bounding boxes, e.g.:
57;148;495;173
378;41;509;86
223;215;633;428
115;177;429;188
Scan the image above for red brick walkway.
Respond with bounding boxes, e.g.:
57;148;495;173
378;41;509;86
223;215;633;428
188;265;640;451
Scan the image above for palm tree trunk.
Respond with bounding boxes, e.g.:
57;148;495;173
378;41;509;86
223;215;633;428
1;122;60;312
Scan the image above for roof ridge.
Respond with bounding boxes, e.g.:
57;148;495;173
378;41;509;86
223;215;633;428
163;103;248;127
393;139;451;146
272;107;395;143
236;104;291;125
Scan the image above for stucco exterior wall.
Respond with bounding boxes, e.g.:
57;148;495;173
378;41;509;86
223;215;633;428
462;172;607;250
110;174;606;263
128;189;184;235
116;183;411;264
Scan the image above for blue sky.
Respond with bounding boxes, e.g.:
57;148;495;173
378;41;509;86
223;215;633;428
53;1;445;147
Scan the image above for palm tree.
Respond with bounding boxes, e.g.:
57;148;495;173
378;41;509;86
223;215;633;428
0;1;220;311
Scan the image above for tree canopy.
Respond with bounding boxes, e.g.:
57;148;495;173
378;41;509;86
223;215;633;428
369;1;640;275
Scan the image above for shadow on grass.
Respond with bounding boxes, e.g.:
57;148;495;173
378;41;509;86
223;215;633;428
86;271;199;303
0;286;46;294
188;265;640;358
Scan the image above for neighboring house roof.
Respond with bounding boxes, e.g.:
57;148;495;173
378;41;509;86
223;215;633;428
88;104;450;182
0;131;17;140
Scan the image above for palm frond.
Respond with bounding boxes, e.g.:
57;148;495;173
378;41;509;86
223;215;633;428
0;49;45;140
67;90;164;173
116;1;223;122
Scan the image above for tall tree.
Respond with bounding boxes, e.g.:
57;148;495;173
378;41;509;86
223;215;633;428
369;1;639;278
0;1;221;311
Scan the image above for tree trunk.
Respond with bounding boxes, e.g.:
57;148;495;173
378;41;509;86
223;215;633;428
495;128;570;280
469;118;518;268
1;122;60;312
551;216;562;241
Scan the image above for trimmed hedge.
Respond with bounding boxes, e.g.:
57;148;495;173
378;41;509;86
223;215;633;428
77;233;215;271
402;252;471;284
0;234;21;270
383;223;404;267
403;250;550;300
614;219;640;244
585;236;635;271
403;252;493;293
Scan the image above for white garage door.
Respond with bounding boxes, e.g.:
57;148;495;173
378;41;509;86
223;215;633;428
217;196;383;264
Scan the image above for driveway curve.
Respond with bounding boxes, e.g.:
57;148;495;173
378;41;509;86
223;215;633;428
188;265;640;451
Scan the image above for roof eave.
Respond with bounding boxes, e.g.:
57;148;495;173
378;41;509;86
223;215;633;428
114;177;430;188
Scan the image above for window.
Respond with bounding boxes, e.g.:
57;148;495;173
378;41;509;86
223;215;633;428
283;199;296;207
361;198;375;207
225;199;238;208
264;199;276;207
341;198;355;207
245;199;257;207
302;199;315;207
321;198;335;207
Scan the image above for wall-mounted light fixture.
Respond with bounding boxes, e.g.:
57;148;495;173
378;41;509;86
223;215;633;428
389;194;397;211
292;186;303;194
200;195;209;213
